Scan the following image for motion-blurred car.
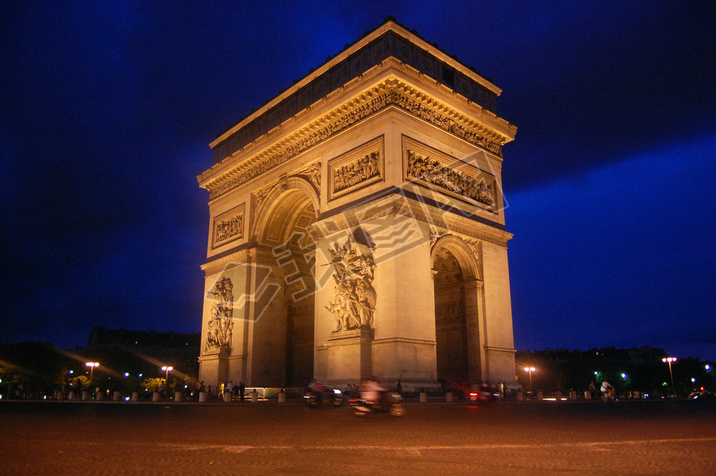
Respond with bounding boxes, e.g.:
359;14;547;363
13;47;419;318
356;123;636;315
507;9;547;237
688;390;714;400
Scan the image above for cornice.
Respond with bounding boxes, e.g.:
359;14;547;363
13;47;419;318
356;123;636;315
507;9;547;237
200;248;251;277
198;60;516;202
210;20;502;150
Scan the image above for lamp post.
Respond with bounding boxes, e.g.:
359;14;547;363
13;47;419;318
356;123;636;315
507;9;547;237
85;362;99;381
161;366;173;398
524;367;536;390
662;357;677;396
161;366;173;382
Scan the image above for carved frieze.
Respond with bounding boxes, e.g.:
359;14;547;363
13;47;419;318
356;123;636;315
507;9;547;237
328;136;384;201
206;78;505;201
205;277;234;351
326;233;377;332
212;204;245;249
403;137;498;212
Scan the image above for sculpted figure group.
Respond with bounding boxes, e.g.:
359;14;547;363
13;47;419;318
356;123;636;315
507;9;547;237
333;151;380;193
406;149;495;207
326;236;377;332
214;214;243;245
205;277;235;351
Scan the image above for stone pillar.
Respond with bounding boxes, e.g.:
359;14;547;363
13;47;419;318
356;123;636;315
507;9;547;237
314;220;440;388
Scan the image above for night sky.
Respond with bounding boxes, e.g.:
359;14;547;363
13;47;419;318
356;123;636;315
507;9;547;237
1;1;715;360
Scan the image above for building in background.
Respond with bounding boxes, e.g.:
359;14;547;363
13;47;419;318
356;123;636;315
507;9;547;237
87;326;200;377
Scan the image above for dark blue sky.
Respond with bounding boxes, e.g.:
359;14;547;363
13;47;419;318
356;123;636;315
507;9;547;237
1;1;715;360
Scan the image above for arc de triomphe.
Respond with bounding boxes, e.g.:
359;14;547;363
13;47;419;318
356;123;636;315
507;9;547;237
197;19;518;392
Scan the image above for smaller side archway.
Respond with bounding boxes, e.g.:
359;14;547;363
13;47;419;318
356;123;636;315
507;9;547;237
431;236;483;388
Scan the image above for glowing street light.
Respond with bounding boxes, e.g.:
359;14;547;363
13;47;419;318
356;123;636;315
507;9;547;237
85;362;99;381
524;367;536;390
161;366;173;382
662;357;677;396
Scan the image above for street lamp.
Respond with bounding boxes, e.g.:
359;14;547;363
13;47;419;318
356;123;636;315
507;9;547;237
161;366;173;382
85;362;99;381
524;367;536;390
662;357;677;396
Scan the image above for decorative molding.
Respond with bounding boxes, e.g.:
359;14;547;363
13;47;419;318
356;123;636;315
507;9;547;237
252;182;277;219
429;225;450;248
204;75;505;201
290;161;321;192
211;203;245;249
309;193;512;247
403;136;498;212
328;136;384;201
249;180;289;240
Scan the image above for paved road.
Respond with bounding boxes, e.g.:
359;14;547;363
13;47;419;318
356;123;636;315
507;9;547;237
1;399;714;475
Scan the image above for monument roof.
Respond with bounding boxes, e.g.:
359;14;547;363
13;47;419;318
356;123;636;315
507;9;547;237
210;18;504;165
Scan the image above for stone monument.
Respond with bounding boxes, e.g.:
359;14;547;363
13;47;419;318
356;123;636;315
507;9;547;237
197;19;518;392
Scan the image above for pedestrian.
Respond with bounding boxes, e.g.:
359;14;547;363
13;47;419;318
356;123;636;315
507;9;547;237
498;381;506;399
226;381;234;400
600;380;614;402
396;379;402;394
194;380;202;401
239;381;245;401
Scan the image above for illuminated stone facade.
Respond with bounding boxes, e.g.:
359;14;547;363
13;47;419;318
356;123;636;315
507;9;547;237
197;20;518;391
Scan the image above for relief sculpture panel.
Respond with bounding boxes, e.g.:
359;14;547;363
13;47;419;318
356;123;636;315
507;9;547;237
403;137;497;212
326;233;377;332
205;277;234;351
212;203;245;249
328;136;384;201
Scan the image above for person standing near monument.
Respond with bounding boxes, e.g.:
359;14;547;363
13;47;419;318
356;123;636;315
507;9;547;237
600;380;614;402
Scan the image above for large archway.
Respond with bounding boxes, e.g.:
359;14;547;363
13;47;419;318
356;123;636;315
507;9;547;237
432;239;481;387
255;187;317;387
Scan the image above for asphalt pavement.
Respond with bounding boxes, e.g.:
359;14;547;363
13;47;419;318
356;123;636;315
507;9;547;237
1;398;714;475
